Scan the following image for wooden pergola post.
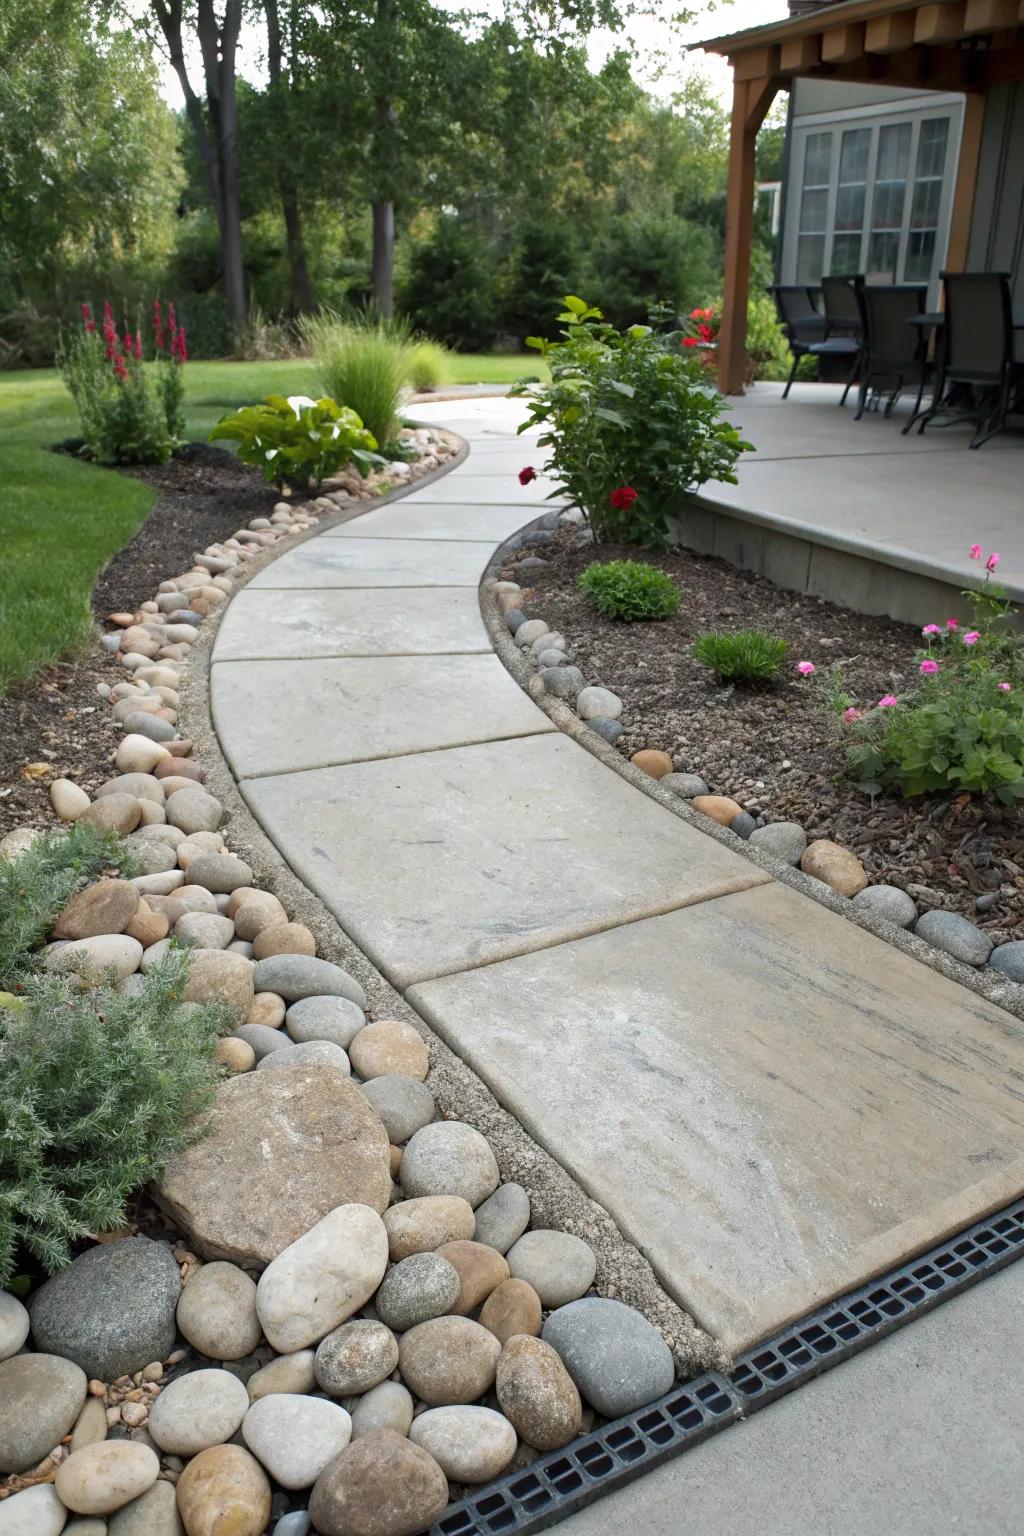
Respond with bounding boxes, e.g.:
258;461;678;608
718;69;781;395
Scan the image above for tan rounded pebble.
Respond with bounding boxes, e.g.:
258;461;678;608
51;779;91;821
97;773;165;805
398;1317;500;1406
125;906;170;948
409;1405;517;1485
153;775;196;796
215;1037;256;1073
495;1335;582;1451
246;1350;316;1402
436;1241;510;1316
252;922;316;960
800;839;868;896
383;1196;476;1261
176;834;224;869
231;896;288;941
135;800;167;827
479;1278;543;1344
53;879;140;940
78;795;143;836
70;1394;109;1453
308;1429;447;1536
116;736;172;775
631;749;674;779
176;1262;261;1361
691;794;743;827
182;950;255;1014
245;992;286;1027
389;1144;402;1178
54;1439;159;1514
349;1019;429;1082
174;1444;270;1536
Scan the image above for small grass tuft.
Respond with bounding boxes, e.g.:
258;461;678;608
693;628;788;683
407;340;451;393
577;560;680;622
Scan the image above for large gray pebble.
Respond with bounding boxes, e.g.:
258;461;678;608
748;821;808;865
350;1379;414;1440
506;1230;596;1307
0;1354;87;1474
541;666;585;700
187;853;254;894
989;940;1024;982
400;1121;500;1208
914;909;993;966
589;719;624;745
660;772;709;799
148;1367;249;1455
577;686;622;721
107;1472;181;1534
472;1184;531;1256
165;786;223;835
852;884;918;929
314;1319;398;1396
375;1253;461;1332
252;955;366;1009
285;994;365;1048
233;1023;293;1061
360;1075;435;1144
175;912;235;949
258;1039;350;1073
122;711;177;743
542;1298;674;1416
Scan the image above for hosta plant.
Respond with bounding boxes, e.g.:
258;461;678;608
578;560;679;622
209;394;381;491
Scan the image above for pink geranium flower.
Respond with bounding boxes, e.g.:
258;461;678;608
998;682;1011;692
920;658;939;674
877;694;898;707
987;552;1000;571
962;630;981;646
969;544;982;560
922;624;942;636
796;660;815;676
843;706;862;723
946;619;959;630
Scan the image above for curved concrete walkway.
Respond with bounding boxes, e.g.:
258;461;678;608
211;396;1024;1358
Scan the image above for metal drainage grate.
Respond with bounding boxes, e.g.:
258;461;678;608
731;1195;1024;1408
432;1374;739;1536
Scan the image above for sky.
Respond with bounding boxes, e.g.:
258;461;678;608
156;0;792;109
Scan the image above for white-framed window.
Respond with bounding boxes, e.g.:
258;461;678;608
784;96;963;298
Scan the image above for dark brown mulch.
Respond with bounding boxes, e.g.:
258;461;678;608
507;531;1024;944
0;446;274;842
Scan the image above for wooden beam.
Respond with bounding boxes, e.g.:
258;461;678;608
865;12;917;52
733;44;777;82
986;42;1024;80
718;74;779;396
915;1;967;42
821;22;866;63
963;0;1019;31
780;33;820;72
945;92;986;271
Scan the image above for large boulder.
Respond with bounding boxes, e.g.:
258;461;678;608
155;1064;391;1265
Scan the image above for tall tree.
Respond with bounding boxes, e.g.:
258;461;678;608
150;0;247;330
263;0;315;312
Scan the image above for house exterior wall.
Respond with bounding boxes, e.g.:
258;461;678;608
969;83;1024;320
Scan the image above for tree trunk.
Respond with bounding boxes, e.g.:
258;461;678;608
265;0;317;314
372;200;394;316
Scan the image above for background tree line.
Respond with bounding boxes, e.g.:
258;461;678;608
0;0;782;363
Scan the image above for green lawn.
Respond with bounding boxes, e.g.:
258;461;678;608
0;355;539;696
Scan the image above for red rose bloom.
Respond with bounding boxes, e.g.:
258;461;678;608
698;323;714;342
518;466;537;485
682;336;698;348
609;485;638;510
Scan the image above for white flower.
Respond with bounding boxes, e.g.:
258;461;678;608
286;394;316;418
265;448;278;460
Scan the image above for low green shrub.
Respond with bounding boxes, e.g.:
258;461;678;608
0;825;135;987
693;629;788;682
57;301;187;465
300;311;411;447
209;394;380;491
407;340;451;393
0;951;225;1282
578;560;679;622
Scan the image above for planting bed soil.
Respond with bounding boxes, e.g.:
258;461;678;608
0;446;273;842
507;529;1024;945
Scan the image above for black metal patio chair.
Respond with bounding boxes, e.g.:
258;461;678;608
904;270;1023;448
817;274;866;405
853;284;929;421
768;285;827;398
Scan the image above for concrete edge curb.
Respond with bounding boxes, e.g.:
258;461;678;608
178;431;725;1379
480;543;1024;1024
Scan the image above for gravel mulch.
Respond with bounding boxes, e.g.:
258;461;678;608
0;445;275;841
507;530;1024;944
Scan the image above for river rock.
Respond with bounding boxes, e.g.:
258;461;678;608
315;1320;399;1396
631;749;673;778
914;909;993;966
660;772;709;798
398;1317;501;1405
383;1196;476;1260
691;794;742;827
359;1075;434;1143
851;884;918;928
0;1485;68;1535
576;686;622;721
247;991;286;1027
542;1297;674;1415
70;1395;107;1452
436;1240;510;1314
350;1380;414;1441
156;1066;391;1265
43;933;143;984
308;1429;448;1536
148;1368;249;1455
374;1253;461;1332
78;795;142;836
800;839;868;896
258;1039;350;1073
55;1441;159;1515
128;837;178;875
242;1394;352;1489
50;779;92;821
256;1204;389;1352
116;735;171;774
349;1019;428;1081
98;773;165;805
495;1335;581;1450
107;1477;182;1535
246;1350;316;1401
990;940;1024;982
409;1405;516;1485
748;821;808;865
480;1279;543;1345
29;1237;180;1381
174;1444;271;1536
251;955;366;1008
253;922;316;959
285;994;365;1048
175;912;235;949
181;949;254;1013
0;1291;29;1362
233;1022;292;1060
0;1352;86;1473
230;892;288;940
472;1184;531;1255
186;854;254;894
400;1122;499;1208
176;1261;261;1361
122;711;176;743
165;787;223;835
53;879;140;940
506;1230;596;1308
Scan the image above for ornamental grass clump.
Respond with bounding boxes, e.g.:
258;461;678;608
693;629;788;682
0;951;226;1283
407;339;451;393
301;311;411;449
58;299;187;464
578;560;679;622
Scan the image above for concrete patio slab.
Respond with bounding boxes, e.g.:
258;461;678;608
246;536;492;590
407;882;1024;1356
212;586;491;661
212;653;554;777
398;473;561;504
322;501;547;543
241;732;769;989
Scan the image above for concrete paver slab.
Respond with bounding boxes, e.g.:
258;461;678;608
401;474;560;504
407;882;1024;1355
246;536;492;589
212;586;491;661
562;1260;1024;1536
323;501;542;543
241;733;769;989
212;653;554;777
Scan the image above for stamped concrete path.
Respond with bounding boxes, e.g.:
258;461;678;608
212;396;1024;1357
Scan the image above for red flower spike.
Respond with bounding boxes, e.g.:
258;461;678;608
609;486;638;510
518;466;537;486
134;333;143;360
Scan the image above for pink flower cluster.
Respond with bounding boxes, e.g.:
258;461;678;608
969;542;1000;572
80;299;188;381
